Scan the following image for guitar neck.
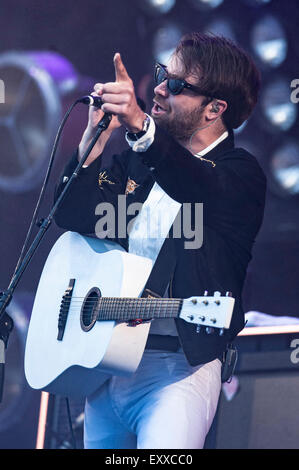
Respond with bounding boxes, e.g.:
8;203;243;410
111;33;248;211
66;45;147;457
97;297;183;322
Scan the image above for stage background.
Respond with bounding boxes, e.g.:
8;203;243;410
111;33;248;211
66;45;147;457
0;0;298;449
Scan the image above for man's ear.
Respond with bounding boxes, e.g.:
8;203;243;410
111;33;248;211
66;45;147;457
206;99;227;121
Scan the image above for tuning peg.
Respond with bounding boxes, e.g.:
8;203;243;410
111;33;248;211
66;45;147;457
202;292;209;305
196;324;201;333
202;291;209;304
219;328;225;336
213;291;221;305
226;291;233;297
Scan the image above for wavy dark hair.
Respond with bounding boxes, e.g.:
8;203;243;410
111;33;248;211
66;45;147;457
175;32;261;129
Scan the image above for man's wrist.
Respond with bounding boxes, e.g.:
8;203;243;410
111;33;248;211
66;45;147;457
125;114;155;152
125;110;146;134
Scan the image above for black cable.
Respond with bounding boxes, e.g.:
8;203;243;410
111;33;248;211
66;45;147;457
8;99;82;438
11;99;82;278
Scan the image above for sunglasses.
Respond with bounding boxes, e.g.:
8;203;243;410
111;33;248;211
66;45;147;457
154;62;208;96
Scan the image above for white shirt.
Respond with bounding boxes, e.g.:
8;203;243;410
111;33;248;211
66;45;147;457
127;116;228;335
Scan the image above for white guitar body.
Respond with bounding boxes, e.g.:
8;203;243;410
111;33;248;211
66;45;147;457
25;231;153;398
25;231;234;399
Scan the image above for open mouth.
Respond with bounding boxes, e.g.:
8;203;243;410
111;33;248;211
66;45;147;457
152;101;167;115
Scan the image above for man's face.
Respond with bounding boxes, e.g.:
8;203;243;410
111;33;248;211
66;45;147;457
151;55;207;144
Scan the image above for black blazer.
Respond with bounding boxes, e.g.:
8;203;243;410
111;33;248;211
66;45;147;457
54;126;266;366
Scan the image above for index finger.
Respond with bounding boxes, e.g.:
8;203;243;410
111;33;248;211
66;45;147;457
114;52;130;82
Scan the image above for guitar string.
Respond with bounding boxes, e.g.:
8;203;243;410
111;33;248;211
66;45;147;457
58;298;184;321
61;297;207;311
59;298;205;311
59;302;183;317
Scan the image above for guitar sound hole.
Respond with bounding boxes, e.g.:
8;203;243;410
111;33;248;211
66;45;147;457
80;287;101;332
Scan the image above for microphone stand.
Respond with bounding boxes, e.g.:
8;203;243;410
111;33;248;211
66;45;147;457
0;113;112;402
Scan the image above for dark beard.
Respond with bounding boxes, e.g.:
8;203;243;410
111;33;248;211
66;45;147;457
152;105;205;143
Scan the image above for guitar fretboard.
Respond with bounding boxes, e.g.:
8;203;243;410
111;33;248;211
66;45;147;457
96;297;183;321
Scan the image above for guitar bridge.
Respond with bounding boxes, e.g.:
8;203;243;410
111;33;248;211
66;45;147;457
57;279;75;341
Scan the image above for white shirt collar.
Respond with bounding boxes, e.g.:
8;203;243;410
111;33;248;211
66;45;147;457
195;131;229;157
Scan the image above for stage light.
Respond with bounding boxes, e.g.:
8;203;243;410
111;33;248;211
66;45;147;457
0;51;87;193
251;15;287;67
141;0;176;15
261;79;297;132
189;0;224;10
270;140;299;196
153;23;182;64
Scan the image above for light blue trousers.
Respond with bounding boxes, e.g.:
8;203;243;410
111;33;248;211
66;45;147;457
84;349;221;449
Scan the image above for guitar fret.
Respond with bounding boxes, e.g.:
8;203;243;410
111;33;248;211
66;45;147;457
163;299;169;318
141;302;147;318
103;298;108;319
161;299;166;319
157;299;161;318
134;298;138;318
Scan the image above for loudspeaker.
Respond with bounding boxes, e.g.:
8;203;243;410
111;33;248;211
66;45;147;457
210;331;299;449
215;371;299;449
42;394;85;449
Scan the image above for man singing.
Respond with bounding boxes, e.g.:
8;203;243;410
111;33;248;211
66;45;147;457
54;32;266;449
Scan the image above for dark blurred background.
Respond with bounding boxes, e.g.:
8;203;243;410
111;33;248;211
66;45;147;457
0;0;298;448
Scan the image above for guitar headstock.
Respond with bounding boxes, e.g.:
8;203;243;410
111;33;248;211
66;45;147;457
180;291;235;334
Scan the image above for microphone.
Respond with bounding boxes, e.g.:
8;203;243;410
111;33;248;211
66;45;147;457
77;95;146;112
77;95;103;108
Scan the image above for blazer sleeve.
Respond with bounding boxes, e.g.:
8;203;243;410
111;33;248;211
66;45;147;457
54;149;129;235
